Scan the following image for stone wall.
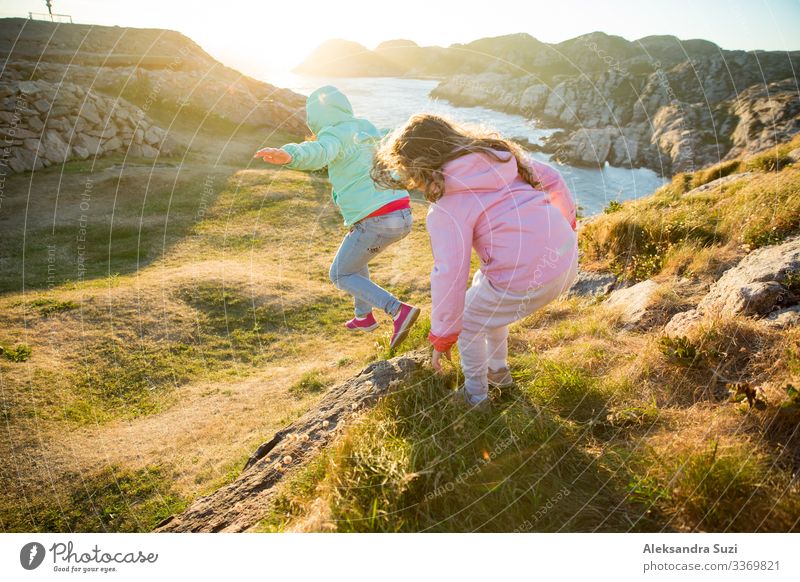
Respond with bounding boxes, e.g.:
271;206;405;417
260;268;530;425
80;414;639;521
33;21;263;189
1;78;178;173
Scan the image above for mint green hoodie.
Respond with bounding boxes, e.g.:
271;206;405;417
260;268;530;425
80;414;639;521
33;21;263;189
281;86;409;227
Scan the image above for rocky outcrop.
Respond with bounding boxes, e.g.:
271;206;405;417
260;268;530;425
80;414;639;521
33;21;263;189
433;73;799;175
0;17;306;173
421;32;800;175
665;236;800;336
156;350;429;532
0;79;178;172
568;269;617;297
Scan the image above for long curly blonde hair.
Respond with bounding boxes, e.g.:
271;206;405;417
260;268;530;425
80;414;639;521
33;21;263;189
371;114;540;202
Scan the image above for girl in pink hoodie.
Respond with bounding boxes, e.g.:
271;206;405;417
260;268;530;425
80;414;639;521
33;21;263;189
373;115;579;409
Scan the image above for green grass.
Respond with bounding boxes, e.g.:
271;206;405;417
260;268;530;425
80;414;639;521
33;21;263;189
62;284;353;420
632;442;800;531
259;368;657;532
27;298;79;316
0;465;186;533
289;371;329;397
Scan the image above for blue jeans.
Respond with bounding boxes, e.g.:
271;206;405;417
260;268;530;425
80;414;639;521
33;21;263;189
329;208;413;317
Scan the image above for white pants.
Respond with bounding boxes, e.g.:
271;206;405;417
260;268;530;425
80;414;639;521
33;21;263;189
458;255;579;400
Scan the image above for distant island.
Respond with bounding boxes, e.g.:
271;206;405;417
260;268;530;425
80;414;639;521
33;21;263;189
296;33;800;175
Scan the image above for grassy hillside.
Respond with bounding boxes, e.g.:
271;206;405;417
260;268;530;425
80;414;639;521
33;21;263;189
581;135;800;283
254;141;800;533
1;130;798;532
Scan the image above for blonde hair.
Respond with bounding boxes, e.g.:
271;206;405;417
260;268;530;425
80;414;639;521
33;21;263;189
372;114;541;202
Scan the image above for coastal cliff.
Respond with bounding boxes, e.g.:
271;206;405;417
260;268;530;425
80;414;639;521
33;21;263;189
297;33;800;175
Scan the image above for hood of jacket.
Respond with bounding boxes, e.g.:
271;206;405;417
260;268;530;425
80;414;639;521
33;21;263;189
305;85;354;134
441;150;519;194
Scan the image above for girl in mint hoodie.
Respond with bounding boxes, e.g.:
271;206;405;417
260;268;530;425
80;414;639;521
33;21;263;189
373;114;579;410
254;86;419;349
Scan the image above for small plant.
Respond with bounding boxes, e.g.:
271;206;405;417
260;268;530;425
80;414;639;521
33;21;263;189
781;384;800;411
604;200;623;214
658;335;699;367
727;382;766;410
784;271;800;294
29;298;78;317
289;371;328;397
1;343;32;362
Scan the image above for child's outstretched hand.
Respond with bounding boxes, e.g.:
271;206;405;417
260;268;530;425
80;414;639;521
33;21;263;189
254;148;292;165
432;347;452;374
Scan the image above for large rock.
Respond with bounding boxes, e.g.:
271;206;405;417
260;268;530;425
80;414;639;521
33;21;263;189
428;46;800;176
763;306;800;329
156;350;429;532
697;236;800;316
665;236;800;336
568;269;617;297
78;100;102;125
604;279;661;329
664;308;704;338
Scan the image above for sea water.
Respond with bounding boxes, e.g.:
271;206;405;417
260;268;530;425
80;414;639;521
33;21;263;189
265;74;668;216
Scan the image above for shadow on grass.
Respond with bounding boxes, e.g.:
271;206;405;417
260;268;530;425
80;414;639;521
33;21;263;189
261;367;661;532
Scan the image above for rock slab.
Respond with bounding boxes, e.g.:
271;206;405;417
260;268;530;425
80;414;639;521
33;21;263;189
156;350;430;533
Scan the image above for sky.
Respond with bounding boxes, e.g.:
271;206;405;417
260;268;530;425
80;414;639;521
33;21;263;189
1;0;799;81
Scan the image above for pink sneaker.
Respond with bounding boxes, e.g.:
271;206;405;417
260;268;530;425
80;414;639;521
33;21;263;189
389;303;420;349
344;312;379;332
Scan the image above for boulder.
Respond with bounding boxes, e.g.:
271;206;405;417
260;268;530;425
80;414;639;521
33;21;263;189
664;308;704;338
697;236;800;316
78;101;102;125
568;269;617;297
102;136;122;152
140;143;159;158
71;145;90;160
40;130;70;163
8;147;43;172
604;279;661;329
0;126;38;139
723;281;796;316
664;236;800;334
26;116;44;131
32;98;51;113
86;126;117;139
144;125;165;145
17;80;40;94
73;133;102;156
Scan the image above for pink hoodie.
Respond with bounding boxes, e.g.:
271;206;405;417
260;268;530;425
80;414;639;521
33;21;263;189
426;152;578;351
